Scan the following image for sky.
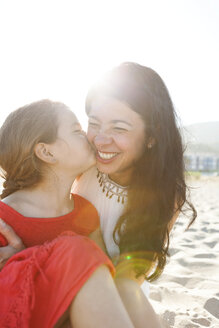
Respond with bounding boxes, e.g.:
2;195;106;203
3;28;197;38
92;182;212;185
0;0;219;129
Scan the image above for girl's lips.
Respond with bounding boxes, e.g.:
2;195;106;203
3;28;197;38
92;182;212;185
96;151;119;164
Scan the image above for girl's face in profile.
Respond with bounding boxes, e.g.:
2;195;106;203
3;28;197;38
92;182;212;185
51;109;96;175
87;96;146;185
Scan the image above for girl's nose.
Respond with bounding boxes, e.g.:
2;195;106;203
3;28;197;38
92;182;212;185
94;133;113;147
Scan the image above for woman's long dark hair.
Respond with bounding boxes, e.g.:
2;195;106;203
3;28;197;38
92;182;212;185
86;62;197;281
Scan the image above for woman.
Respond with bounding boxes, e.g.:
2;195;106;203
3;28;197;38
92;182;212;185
0;99;135;328
74;62;197;280
71;63;197;323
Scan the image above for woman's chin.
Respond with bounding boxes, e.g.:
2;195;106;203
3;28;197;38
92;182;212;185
96;162;115;175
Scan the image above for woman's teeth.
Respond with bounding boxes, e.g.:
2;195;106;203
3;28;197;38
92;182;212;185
98;151;118;160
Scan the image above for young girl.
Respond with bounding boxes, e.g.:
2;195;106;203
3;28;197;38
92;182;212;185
0;99;136;328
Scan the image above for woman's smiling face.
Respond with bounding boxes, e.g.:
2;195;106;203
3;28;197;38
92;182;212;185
87;96;146;185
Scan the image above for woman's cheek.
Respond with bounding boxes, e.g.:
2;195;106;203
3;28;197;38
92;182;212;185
114;135;132;151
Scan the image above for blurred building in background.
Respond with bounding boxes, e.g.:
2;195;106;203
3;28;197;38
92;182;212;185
183;122;219;173
185;153;219;172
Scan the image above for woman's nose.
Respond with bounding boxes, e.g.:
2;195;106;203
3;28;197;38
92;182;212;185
94;133;112;147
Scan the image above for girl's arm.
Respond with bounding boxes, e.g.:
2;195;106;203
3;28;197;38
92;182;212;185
0;219;25;270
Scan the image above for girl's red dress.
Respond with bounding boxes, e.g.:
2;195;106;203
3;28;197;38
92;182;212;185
0;194;114;328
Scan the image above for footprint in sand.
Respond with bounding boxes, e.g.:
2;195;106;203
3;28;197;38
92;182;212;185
204;298;219;319
162;311;175;326
171;276;190;286
178;258;214;268
181;244;196;249
204;241;217;248
183;238;193;243
192;234;206;240
149;291;162;302
194;253;216;259
185;322;199;327
208;228;219;233
201;221;210;225
187;228;196;232
169;248;180;256
191;318;211;327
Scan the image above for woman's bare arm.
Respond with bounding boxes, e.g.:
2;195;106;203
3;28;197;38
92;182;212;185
115;277;162;328
89;229;162;327
112;208;181;328
89;228;108;254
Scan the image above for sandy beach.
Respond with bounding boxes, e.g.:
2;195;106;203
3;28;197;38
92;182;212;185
146;176;219;327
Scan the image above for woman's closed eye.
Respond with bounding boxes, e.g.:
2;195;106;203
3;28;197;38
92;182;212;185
88;122;100;128
113;126;128;132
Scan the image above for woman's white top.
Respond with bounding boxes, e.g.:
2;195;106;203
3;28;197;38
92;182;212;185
72;166;150;296
72;166;127;258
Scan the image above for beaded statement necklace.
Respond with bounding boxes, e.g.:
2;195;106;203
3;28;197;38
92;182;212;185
97;169;129;204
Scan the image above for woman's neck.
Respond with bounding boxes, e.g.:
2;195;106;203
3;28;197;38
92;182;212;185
108;167;133;187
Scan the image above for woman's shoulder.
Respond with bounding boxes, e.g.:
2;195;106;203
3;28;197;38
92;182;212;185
71;193;100;234
82;165;98;177
73;193;99;219
72;166;99;201
74;166;98;185
73;193;96;209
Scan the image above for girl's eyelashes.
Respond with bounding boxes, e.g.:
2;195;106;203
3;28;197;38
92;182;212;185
73;125;83;133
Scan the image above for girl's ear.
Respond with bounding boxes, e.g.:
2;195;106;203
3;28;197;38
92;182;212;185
34;143;57;164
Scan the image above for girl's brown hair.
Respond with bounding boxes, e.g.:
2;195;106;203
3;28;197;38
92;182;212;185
0;99;67;199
